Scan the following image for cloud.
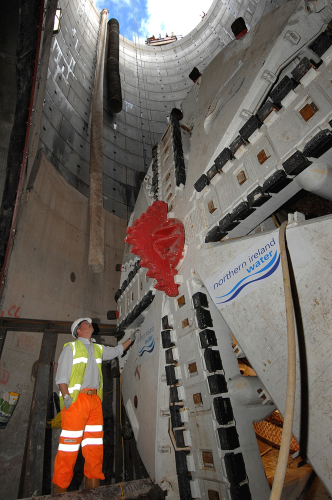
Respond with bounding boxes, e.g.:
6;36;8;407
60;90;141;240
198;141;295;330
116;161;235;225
95;0;131;8
139;0;213;42
94;0;103;9
93;0;139;40
93;0;213;42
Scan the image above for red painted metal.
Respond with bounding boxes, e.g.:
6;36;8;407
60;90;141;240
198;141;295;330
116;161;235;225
0;0;45;297
125;201;185;297
236;29;248;40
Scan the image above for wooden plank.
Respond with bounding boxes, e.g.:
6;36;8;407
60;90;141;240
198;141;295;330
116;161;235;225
21;478;154;499
0;317;119;336
21;331;58;498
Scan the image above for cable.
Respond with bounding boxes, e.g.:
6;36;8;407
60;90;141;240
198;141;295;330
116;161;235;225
120;372;125;481
104;387;116;394
270;221;297;500
119;481;124;500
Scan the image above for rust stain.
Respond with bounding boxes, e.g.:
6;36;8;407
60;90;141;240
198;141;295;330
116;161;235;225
300;103;316;121
257;149;270;164
312;168;332;176
188;362;198;374
237;170;247;185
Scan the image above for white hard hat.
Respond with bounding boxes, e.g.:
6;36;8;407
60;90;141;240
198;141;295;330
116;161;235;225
71;317;92;338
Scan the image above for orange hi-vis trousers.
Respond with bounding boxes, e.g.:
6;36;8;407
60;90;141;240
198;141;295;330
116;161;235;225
53;392;105;489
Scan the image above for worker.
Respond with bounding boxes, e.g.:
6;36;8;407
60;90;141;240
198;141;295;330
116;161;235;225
52;317;135;493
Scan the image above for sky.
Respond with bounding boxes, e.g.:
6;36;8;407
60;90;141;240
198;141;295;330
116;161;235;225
94;0;214;43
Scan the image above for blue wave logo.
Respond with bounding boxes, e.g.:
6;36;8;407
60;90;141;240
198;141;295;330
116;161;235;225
216;250;280;304
138;337;155;357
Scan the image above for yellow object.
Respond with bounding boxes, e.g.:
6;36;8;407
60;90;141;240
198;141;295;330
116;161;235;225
9;391;19;400
47;411;62;428
0;391;20;430
59;341;104;409
119;482;124;500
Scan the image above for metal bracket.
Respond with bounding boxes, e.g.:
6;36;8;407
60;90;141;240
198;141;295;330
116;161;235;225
261;70;277;83
240;109;253;121
284;30;301;45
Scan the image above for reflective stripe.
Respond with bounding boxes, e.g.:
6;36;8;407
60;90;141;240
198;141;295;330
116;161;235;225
81;437;103;447
61;429;84;438
95;358;102;364
72;357;88;365
58;385;81;397
58;443;80;452
85;425;103;432
70;341;76;356
68;384;82;393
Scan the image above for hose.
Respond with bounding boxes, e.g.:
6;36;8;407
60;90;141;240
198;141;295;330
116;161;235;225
107;19;122;113
270;221;297;500
88;9;108;273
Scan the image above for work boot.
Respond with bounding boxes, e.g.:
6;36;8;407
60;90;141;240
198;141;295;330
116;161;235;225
85;477;100;489
53;483;67;494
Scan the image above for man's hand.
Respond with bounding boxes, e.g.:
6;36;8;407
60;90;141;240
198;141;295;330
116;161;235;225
64;394;73;410
130;328;140;343
122;328;140;351
59;384;72;410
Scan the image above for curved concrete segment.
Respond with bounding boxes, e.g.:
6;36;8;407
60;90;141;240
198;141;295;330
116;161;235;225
40;0;285;219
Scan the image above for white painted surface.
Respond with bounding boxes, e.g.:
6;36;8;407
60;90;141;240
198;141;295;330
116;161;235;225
119;1;332;498
295;163;332;201
197;216;332;493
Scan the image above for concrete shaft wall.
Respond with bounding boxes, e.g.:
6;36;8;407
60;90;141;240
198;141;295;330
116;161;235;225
40;0;281;220
0;0;19;205
1;152;127;323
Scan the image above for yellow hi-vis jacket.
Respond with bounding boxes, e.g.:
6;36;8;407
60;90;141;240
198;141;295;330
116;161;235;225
59;340;104;410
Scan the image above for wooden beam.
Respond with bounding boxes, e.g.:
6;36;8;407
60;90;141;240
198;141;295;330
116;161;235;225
21;478;155;499
0;317;119;336
21;331;58;498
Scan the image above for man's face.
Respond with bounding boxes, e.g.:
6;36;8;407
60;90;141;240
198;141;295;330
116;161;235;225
77;320;94;336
